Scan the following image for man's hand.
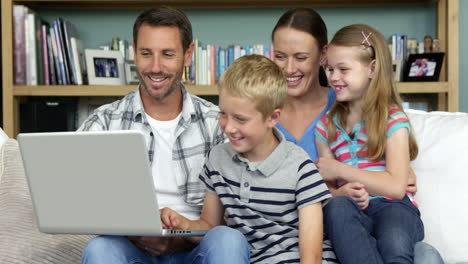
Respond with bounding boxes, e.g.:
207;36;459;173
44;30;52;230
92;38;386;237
339;182;369;210
315;157;343;182
128;236;175;256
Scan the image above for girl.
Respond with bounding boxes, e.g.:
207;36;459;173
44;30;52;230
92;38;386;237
315;24;424;264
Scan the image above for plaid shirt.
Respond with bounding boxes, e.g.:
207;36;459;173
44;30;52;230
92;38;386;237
78;85;225;209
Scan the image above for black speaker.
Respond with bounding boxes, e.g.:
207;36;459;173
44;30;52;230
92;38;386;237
20;97;77;132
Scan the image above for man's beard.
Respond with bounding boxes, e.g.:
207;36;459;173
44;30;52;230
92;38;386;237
138;68;183;101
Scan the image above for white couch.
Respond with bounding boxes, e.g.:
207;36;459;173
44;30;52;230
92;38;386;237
407;109;468;263
0;109;467;263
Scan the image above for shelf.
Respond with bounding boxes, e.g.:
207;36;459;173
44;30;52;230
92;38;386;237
12;82;446;97
396;82;448;94
13;84;219;96
15;0;438;9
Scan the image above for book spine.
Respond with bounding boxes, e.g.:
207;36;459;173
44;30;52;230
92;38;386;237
50;26;63;85
26;13;37;85
47;34;57;85
70;37;83;85
13;5;27;85
42;24;49;85
53;20;68;85
63;20;77;84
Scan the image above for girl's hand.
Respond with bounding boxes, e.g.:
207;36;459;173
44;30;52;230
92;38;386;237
160;207;190;230
340;182;369;210
315;157;343;182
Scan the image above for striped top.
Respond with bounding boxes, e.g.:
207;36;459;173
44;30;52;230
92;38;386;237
199;128;331;264
315;106;416;204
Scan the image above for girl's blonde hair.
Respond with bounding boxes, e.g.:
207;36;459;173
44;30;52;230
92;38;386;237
327;24;418;161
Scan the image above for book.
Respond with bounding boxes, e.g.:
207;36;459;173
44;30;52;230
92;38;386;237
13;5;27;85
49;27;63;85
70;37;87;85
41;24;50;85
53;19;69;85
46;34;57;85
62;20;79;84
25;12;37;85
34;16;45;85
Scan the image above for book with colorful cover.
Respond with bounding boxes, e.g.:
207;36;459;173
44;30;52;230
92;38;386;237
13;5;27;85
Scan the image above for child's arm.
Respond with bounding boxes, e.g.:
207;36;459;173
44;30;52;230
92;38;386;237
160;192;224;243
315;139;369;209
316;127;409;199
298;203;324;264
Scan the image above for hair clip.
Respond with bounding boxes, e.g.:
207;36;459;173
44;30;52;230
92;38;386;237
361;31;373;46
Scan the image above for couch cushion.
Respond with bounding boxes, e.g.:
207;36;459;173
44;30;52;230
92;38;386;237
0;139;93;263
407;109;468;263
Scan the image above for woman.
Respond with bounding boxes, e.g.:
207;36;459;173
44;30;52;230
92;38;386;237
271;8;443;264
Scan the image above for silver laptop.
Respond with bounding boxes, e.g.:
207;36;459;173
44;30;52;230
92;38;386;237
17;130;207;237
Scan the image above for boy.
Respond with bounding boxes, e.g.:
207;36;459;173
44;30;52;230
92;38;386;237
161;54;331;264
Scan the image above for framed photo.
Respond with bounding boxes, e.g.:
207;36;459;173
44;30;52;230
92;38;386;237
85;49;126;85
125;62;139;85
403;52;444;82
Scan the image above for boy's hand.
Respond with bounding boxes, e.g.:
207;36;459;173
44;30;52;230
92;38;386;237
314;157;342;181
160;207;190;230
339;182;369;210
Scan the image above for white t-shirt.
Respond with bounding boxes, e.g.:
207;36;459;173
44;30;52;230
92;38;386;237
145;113;199;220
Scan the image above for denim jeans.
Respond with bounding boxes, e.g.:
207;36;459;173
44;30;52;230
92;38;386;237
82;226;250;264
324;196;424;264
414;241;444;264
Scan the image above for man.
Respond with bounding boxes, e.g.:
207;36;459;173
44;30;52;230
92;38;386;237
80;7;249;264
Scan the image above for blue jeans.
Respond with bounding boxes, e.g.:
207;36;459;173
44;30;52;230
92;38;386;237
324;196;424;264
82;226;250;264
414;241;444;264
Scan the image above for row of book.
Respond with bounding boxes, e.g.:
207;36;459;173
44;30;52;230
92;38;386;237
13;5;87;86
183;41;273;86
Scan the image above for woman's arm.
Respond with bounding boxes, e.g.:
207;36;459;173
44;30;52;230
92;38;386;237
299;203;324;264
315;127;410;199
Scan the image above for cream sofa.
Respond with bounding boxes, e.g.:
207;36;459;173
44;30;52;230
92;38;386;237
0;109;467;263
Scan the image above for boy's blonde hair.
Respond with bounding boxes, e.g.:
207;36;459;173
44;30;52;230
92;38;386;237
217;54;288;119
327;24;418;161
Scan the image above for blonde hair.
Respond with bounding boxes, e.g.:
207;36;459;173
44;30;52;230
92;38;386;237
217;54;288;119
327;24;418;161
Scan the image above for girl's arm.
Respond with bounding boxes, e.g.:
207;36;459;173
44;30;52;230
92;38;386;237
316;136;369;209
316;127;410;199
299;203;324;264
160;192;224;243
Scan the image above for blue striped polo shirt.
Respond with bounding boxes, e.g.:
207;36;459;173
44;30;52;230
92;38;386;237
199;128;332;263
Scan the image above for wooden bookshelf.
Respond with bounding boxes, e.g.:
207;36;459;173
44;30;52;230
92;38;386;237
1;0;460;137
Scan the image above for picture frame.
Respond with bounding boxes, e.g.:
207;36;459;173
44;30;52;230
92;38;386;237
403;52;444;82
85;49;126;85
124;62;139;85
